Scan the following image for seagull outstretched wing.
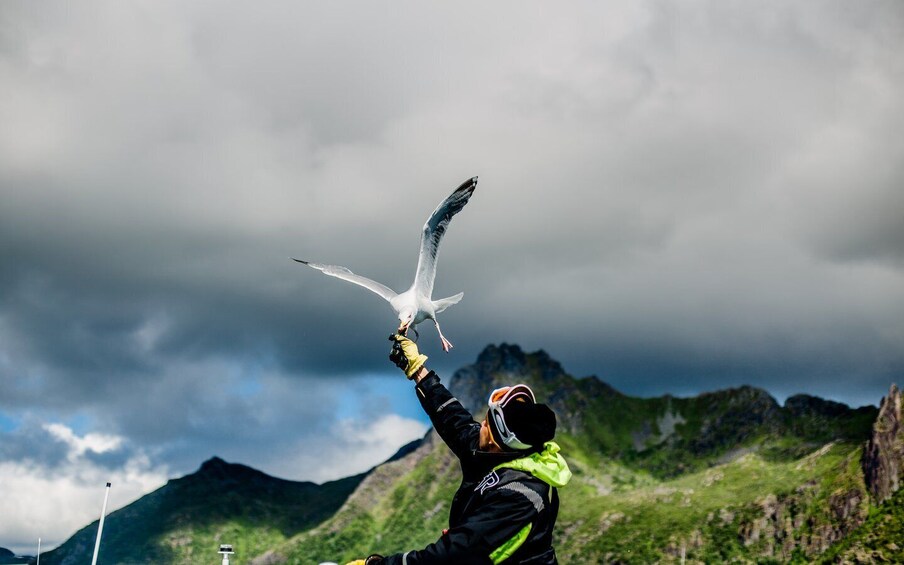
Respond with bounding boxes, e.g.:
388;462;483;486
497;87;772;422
292;259;398;302
412;176;478;298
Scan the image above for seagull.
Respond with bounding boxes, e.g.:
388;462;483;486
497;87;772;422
293;176;478;352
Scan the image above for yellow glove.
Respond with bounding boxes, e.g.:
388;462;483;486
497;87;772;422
345;556;384;565
389;333;428;379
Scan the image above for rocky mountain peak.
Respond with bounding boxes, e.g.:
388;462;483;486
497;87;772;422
190;456;276;487
199;456;228;471
474;343;566;382
196;456;245;480
475;342;527;369
449;343;569;414
862;383;904;503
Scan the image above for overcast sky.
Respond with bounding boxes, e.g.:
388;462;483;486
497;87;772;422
2;0;903;554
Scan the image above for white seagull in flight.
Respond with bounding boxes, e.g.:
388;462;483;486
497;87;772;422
293;176;478;351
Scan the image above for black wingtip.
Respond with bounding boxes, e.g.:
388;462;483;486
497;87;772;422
457;176;478;192
291;258;309;265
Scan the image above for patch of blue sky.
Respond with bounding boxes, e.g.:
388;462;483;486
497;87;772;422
63;412;94;435
0;410;20;432
235;376;263;397
341;372;431;426
225;363;265;399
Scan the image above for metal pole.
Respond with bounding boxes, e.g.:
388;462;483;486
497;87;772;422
91;482;112;565
36;537;41;565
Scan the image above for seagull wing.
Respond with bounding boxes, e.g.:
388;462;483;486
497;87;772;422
412;176;478;298
292;259;398;302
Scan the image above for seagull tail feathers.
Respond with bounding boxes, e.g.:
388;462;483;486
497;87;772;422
433;292;464;314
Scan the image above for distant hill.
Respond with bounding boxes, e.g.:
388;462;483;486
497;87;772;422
39;344;904;564
0;547;31;564
39;458;365;565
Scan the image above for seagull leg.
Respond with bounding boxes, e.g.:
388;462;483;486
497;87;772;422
434;320;453;352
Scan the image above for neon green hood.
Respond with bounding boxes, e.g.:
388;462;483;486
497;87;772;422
494;441;572;488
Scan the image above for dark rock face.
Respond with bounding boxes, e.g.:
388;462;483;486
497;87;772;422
863;384;904;503
733;470;869;560
448;343;567;414
447;343;585;436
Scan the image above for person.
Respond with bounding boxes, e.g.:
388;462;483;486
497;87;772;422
346;334;571;565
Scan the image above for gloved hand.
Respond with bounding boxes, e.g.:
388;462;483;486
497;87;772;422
389;333;428;379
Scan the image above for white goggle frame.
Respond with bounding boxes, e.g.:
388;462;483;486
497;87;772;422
487;384;535;451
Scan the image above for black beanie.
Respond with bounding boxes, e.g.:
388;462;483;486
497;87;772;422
504;401;557;450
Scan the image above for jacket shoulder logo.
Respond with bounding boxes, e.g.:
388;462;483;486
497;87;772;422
475;471;500;494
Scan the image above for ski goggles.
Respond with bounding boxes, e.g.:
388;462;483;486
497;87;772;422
487;384;536;451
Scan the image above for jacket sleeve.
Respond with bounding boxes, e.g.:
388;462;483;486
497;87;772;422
414;372;480;459
380;485;540;565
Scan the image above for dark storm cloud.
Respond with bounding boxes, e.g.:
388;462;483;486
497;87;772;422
0;416;147;475
0;419;69;467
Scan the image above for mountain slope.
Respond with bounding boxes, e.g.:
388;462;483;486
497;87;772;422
40;457;364;565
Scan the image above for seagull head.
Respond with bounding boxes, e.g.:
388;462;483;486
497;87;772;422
398;307;416;333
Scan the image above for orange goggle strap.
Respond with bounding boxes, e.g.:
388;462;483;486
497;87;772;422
487;384;535;451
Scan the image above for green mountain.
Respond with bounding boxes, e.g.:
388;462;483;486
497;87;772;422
38;344;904;564
39;458;365;565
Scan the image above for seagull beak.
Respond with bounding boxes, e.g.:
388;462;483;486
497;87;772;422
398;321;409;335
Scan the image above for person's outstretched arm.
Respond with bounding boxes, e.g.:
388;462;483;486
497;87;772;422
389;334;479;459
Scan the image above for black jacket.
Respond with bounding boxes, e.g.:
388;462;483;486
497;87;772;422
381;372;565;565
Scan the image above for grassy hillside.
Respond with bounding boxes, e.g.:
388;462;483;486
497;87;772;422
271;434;460;564
557;438;867;563
254;434;869;563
